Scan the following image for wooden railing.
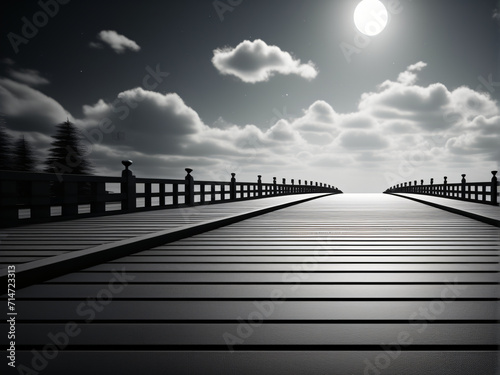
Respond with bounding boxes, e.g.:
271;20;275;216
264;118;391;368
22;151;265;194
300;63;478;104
0;161;342;227
384;171;498;206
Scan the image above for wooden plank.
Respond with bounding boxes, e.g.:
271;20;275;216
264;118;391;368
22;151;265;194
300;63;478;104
110;255;498;263
6;352;497;375
45;271;499;284
11;301;498;320
13;324;498;345
15;284;499;299
137;250;499;256
84;263;498;271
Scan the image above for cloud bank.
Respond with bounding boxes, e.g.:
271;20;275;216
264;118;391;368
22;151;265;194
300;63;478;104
1;61;498;191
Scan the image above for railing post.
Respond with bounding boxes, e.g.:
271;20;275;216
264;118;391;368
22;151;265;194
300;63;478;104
230;173;237;200
210;183;215;202
461;174;466;200
62;181;78;217
159;183;166;207
91;181;106;214
220;183;226;201
257;175;262;197
0;178;19;224
492;171;498;205
443;176;448;197
173;183;179;206
144;183;152;208
200;184;205;204
273;177;277;195
31;180;51;220
185;168;194;206
121;160;136;211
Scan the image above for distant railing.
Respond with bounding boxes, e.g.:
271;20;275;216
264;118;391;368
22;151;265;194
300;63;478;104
384;171;498;206
0;160;342;227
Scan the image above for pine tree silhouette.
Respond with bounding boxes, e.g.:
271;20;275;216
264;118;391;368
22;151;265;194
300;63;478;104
44;120;93;175
0;127;13;171
12;135;37;172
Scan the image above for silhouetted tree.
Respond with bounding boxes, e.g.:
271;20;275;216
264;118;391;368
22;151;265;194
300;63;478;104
12;135;37;172
44;120;93;176
0;127;13;170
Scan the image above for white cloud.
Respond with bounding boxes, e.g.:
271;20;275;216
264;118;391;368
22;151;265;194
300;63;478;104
340;130;389;150
82;99;110;117
8;68;50;86
289;100;339;145
0;78;69;134
381;61;428;87
493;9;500;21
340;113;376;129
212;39;318;83
407;62;428;72
89;41;104;49
91;30;141;54
266;120;301;142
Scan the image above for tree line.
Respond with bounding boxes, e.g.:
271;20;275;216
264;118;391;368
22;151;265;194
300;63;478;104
0;120;93;175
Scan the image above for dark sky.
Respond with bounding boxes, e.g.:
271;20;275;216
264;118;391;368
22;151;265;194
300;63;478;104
1;0;499;192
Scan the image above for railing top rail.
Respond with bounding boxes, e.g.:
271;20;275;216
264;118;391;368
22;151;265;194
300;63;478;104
135;177;184;184
195;180;232;185
419;183;493;188
0;170;123;183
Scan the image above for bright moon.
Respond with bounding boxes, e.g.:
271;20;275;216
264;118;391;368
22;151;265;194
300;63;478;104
354;0;388;36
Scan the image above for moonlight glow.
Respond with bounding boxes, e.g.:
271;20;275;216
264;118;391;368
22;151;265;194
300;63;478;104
354;0;389;36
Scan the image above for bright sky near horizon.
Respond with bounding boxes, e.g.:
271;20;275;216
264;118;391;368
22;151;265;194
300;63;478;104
1;0;499;192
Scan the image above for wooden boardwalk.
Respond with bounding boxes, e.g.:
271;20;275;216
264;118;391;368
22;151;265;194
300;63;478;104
3;193;499;374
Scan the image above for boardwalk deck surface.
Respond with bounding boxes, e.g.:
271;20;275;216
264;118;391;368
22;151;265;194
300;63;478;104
2;193;499;374
391;193;500;226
